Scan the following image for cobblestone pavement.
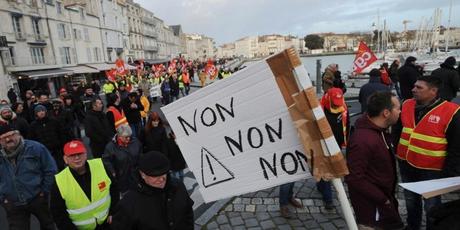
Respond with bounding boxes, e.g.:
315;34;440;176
200;178;460;230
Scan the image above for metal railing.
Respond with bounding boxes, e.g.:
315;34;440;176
15;32;26;41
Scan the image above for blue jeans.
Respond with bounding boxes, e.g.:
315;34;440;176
316;180;333;203
279;182;294;206
399;160;441;230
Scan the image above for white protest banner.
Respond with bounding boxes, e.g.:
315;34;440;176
161;58;311;202
149;84;161;98
399;176;460;199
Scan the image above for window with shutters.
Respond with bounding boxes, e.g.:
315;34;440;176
60;47;71;64
73;28;82;40
30;47;45;64
80;7;85;20
84;28;90;41
32;18;42;40
107;49;112;62
12;15;24;40
1;47;16;66
86;47;92;62
9;47;16;65
57;23;70;40
56;1;62;14
94;47;100;62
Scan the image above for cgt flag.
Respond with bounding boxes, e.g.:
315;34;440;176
105;68;117;82
205;59;218;80
353;41;377;74
115;58;128;76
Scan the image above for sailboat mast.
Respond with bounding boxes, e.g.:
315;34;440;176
445;0;452;52
377;9;380;54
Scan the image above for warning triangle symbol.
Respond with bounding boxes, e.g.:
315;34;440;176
201;147;235;188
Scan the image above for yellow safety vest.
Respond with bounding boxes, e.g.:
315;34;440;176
102;83;114;94
55;159;111;230
223;72;231;79
178;75;184;89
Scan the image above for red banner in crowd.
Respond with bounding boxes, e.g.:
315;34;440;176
205;59;218;80
105;68;117;82
353;41;377;74
115;59;128;76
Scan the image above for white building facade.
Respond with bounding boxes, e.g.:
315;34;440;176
126;0;143;62
217;35;306;58
140;6;158;60
185;34;216;60
99;0;128;62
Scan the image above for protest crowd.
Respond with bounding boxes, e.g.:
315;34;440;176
0;52;460;230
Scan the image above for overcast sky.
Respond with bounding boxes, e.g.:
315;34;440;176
137;0;460;45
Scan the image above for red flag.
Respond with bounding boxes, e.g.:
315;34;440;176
105;68;116;82
115;59;127;76
205;61;218;80
353;41;377;74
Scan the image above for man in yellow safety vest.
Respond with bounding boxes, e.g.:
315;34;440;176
50;140;118;230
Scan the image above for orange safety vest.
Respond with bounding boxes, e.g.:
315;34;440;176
107;106;128;129
182;72;190;84
320;93;348;147
397;99;459;170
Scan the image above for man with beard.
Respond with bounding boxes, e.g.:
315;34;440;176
0;124;57;230
346;91;404;230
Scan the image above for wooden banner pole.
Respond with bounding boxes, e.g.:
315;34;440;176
268;48;358;230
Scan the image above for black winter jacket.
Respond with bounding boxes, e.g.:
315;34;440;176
166;137;186;171
398;62;421;100
103;137;142;193
84;110;114;158
111;175;194;230
431;63;460;101
142;126;168;154
29;116;68;153
121;98;144;124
